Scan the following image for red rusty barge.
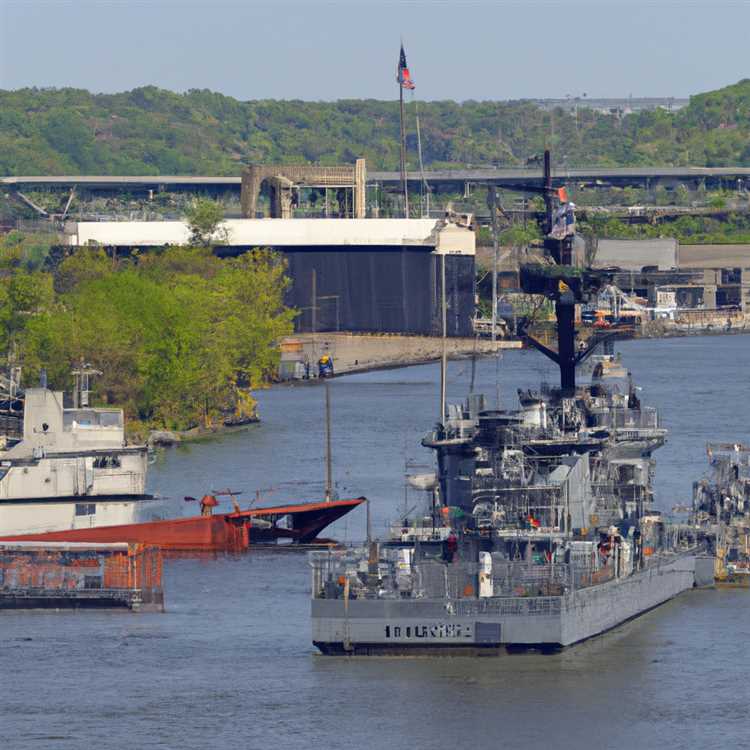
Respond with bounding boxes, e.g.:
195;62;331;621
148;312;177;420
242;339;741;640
0;497;366;553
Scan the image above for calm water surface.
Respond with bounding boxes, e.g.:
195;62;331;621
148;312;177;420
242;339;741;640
2;335;749;749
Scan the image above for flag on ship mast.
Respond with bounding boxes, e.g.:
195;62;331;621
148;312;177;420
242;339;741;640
397;44;415;90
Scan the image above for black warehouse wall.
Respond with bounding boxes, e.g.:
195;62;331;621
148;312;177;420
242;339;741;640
281;245;475;337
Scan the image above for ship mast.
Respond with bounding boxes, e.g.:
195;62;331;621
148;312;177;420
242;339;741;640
511;149;613;395
324;381;333;502
439;251;447;423
71;360;102;409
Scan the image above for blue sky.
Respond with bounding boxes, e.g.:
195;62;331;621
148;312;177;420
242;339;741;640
1;0;747;100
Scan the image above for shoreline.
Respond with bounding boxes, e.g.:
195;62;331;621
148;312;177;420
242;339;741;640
277;325;750;385
149;326;750;445
278;332;521;382
149;418;259;447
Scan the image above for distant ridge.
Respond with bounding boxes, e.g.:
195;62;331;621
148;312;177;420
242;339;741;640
1;79;749;176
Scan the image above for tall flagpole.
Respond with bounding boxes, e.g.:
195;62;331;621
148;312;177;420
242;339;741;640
399;78;410;218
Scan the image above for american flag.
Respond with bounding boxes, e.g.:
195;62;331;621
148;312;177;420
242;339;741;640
397;44;415;90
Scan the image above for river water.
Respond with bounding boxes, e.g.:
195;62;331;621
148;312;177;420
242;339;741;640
2;335;749;749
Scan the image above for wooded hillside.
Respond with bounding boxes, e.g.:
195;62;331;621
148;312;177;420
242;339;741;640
2;79;750;175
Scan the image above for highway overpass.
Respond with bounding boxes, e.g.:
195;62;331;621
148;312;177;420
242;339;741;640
3;165;750;197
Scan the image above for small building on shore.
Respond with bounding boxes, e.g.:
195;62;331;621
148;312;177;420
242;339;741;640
62;217;476;337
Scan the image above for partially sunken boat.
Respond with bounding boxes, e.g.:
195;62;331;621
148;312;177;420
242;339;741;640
0;368;364;551
310;154;711;655
4;497;365;552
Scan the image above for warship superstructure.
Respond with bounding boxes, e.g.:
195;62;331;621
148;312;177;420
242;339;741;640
692;443;750;585
310;152;710;655
0;368;151;536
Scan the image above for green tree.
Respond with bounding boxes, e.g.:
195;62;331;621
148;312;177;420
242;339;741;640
0;270;55;356
708;191;728;210
21;245;293;431
184;198;228;246
54;246;115;293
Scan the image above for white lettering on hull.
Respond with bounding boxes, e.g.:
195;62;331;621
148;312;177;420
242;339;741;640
384;622;474;640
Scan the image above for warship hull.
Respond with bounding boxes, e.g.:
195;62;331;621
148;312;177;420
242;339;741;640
313;553;710;655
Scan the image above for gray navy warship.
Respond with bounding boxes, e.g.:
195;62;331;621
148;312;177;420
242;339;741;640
310;152;713;655
692;442;750;586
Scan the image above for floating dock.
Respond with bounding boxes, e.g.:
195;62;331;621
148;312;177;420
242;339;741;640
0;541;164;611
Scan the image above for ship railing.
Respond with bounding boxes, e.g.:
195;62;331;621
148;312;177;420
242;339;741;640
410;560;574;599
570;564;615;589
389;523;451;542
470;481;563;508
453;596;562;617
424;424;475;444
309;550;616;601
505;424;562;444
309;547;367;599
489;560;571;597
605;408;659;429
415;559;616;598
409;560;479;599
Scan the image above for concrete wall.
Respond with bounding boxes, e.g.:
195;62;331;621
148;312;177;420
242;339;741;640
593;239;677;270
678;244;750;269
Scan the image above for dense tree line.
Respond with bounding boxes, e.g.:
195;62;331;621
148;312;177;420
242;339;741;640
0;232;294;434
2;80;750;176
577;212;750;245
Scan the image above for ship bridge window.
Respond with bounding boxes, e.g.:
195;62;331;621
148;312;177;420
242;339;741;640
93;455;121;469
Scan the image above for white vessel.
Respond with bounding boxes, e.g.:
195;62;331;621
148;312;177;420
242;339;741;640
0;369;154;536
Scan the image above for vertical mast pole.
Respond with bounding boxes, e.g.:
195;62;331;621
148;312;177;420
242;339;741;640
324;380;333;502
366;496;372;545
489;185;499;343
440;252;447;424
543;149;553;229
399;84;410;218
311;268;317;364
